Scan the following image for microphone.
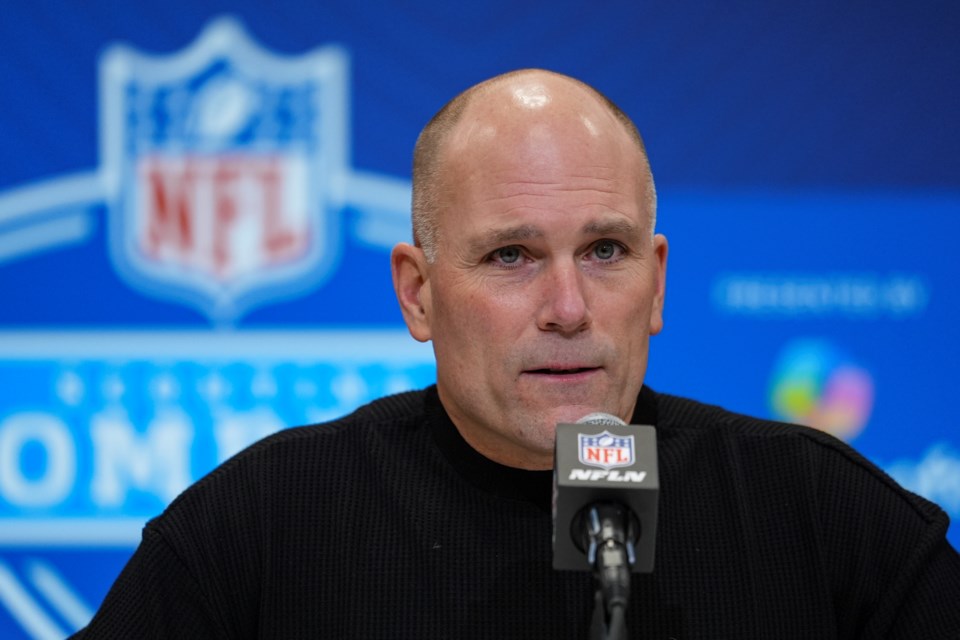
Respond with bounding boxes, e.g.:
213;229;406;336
552;412;659;573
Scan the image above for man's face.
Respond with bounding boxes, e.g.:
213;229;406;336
395;82;667;469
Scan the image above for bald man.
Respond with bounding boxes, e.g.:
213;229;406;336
75;70;960;639
393;69;666;470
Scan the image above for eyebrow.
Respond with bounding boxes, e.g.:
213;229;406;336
581;219;642;238
467;218;642;254
468;224;544;254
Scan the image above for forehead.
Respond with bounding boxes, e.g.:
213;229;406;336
454;79;641;171
445;79;636;162
426;75;653;248
440;118;648;235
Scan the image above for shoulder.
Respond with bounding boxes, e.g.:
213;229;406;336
209;387;428;474
651;389;947;527
145;388;432;535
651;389;960;634
655;389;822;440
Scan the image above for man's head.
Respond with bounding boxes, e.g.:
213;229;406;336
411;70;657;263
392;69;667;469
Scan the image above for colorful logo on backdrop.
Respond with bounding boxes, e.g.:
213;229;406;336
768;339;874;441
100;19;349;322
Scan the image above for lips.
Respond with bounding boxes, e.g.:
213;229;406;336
518;347;609;380
527;366;598;375
522;363;603;379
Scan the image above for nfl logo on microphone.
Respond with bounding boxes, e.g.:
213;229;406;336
578;431;635;470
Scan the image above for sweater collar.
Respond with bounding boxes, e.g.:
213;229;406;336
425;386;659;512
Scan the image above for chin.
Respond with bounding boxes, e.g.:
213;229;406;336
542;404;602;427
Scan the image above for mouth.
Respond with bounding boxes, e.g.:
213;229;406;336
523;366;601;377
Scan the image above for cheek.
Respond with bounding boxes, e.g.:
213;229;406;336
433;287;526;359
432;290;490;352
596;285;657;358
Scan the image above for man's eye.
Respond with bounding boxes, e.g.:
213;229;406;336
492;246;523;264
592;240;621;261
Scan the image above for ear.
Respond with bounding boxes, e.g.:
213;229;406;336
391;242;433;342
648;233;668;336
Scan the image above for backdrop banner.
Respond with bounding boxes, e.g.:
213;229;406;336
0;4;957;638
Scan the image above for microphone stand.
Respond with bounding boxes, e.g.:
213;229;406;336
583;504;635;640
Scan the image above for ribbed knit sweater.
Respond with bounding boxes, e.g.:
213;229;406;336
73;386;960;638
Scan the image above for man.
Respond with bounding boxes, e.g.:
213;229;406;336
74;70;959;638
392;68;666;471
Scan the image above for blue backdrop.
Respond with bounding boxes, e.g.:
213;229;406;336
1;2;958;637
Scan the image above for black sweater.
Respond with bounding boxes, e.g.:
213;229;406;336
74;386;960;638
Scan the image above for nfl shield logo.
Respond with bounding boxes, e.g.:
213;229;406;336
578;430;635;470
99;18;349;322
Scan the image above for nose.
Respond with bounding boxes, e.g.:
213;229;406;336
536;260;590;335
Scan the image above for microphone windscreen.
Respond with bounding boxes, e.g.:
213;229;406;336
576;412;626;427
